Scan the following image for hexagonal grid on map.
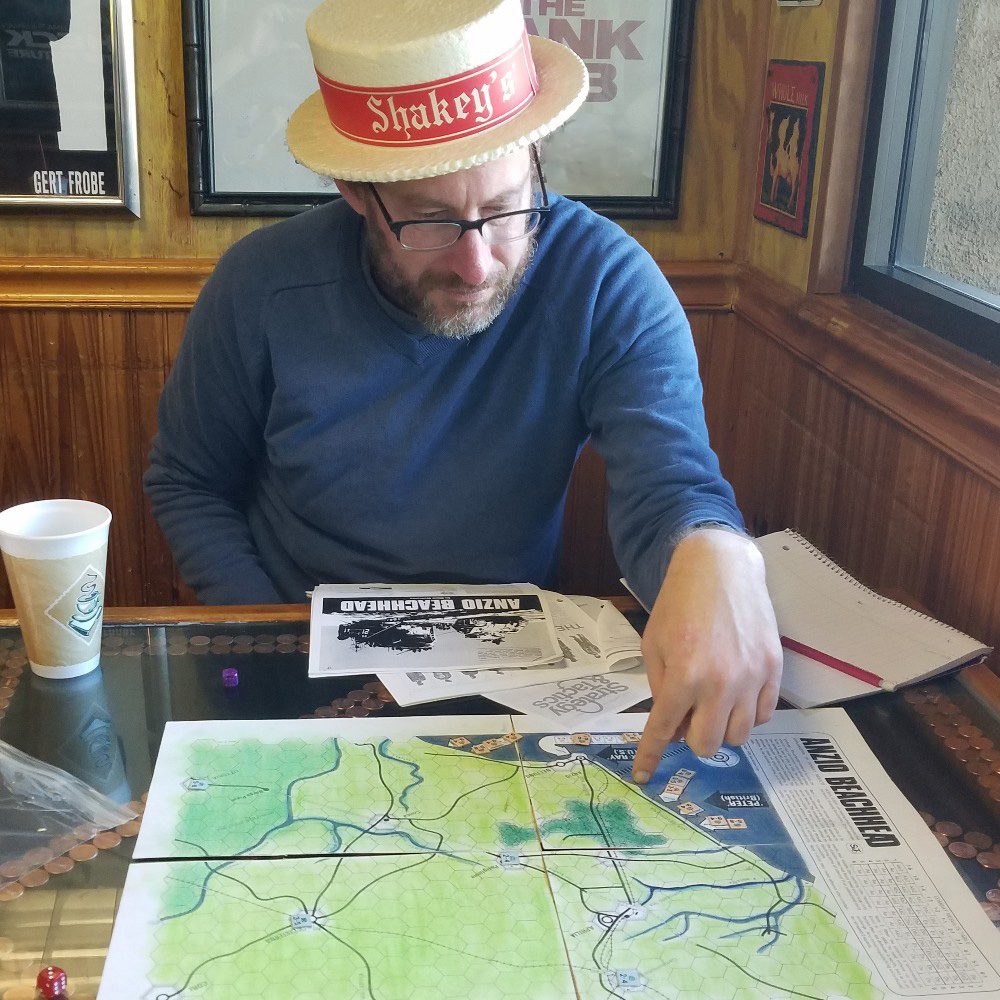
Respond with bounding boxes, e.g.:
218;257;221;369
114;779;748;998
171;735;533;858
147;853;573;1000
541;849;880;1000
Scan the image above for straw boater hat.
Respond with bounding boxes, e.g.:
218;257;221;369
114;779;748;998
286;0;588;183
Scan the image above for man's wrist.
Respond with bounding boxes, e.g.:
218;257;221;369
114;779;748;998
673;520;748;546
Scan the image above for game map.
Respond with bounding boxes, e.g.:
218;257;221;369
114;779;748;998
98;712;1000;1000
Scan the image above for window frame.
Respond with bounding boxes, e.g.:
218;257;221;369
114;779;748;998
850;0;1000;365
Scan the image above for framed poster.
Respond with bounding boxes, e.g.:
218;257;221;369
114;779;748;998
753;59;825;237
0;0;139;213
182;0;696;219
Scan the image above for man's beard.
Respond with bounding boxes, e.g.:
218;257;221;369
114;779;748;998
366;227;535;339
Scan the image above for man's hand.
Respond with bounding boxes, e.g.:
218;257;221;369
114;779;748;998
632;528;782;783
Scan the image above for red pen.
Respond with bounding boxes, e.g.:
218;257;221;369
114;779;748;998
780;635;896;693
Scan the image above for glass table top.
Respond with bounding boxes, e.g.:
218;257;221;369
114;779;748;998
0;616;998;999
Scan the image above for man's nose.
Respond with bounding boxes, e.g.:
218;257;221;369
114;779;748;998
444;227;494;286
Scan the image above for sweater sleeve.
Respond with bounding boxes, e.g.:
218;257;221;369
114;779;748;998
579;242;744;610
143;250;283;605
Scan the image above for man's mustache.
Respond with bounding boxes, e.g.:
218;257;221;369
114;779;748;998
422;274;501;294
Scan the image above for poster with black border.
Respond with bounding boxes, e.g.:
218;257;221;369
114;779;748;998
753;59;825;237
309;583;562;677
0;0;139;213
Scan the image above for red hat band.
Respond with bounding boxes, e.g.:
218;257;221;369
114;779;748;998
315;29;539;148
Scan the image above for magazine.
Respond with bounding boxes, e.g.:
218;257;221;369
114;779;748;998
377;593;643;707
308;583;562;678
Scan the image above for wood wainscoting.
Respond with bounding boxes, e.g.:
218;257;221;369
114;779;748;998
3;260;999;680
723;268;1000;673
1;306;190;606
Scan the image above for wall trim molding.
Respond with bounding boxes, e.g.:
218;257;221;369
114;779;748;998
736;265;1000;491
0;257;740;312
0;259;214;309
660;261;738;311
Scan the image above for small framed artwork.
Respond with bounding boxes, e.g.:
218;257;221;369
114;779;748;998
753;59;825;237
182;0;696;219
0;0;140;214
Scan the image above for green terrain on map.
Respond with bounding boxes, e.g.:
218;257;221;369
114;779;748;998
132;735;880;1000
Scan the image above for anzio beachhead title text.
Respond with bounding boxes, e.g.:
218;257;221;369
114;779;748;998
801;738;900;848
323;595;544;614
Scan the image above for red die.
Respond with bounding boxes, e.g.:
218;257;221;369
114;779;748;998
36;966;68;998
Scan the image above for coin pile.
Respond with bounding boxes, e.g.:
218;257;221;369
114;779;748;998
0;639;26;725
904;687;1000;802
905;687;1000;924
168;632;310;657
916;812;1000;925
300;680;394;720
0;798;145;901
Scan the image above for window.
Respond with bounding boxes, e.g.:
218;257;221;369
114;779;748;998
851;0;1000;364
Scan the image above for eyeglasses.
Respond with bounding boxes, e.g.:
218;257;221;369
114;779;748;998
367;145;549;251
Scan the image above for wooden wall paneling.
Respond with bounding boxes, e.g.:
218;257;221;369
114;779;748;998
727;0;774;266
730;277;1000;675
829;432;1000;662
689;311;744;497
90;309;147;607
0;308;184;609
715;312;802;536
728;305;930;571
930;472;1000;648
631;0;765;261
0;259;212;311
808;0;878;293
559;442;620;598
765;357;839;537
4;311;70;502
691;310;734;428
746;0;841;291
3;310;126;605
735;268;1000;492
830;393;895;565
131;310;189;606
880;437;946;591
570;268;1000;674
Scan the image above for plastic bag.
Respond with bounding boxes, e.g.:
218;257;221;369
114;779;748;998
0;738;138;886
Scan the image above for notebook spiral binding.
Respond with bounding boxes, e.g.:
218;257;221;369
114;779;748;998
781;530;975;639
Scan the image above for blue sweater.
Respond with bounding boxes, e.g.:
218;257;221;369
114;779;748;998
144;194;743;607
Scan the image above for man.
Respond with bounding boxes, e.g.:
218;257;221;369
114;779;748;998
144;0;781;781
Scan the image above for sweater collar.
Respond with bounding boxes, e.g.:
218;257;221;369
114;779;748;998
358;231;470;364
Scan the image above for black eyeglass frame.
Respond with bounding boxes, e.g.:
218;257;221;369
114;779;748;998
367;144;550;251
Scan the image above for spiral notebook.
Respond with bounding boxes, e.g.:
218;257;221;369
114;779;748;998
758;530;992;708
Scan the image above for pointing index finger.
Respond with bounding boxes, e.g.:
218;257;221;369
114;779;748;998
632;699;691;784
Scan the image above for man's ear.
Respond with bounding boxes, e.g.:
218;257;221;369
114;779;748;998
334;179;367;216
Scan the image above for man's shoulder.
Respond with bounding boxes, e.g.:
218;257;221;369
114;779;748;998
213;199;358;293
544;194;653;262
538;193;667;285
545;192;627;241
